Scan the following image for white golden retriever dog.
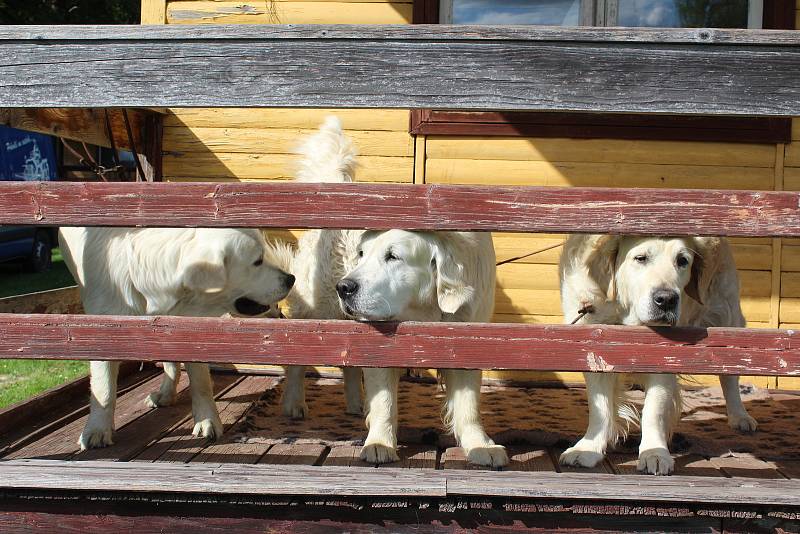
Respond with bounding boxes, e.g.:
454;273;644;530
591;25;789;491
275;118;508;467
59;226;295;450
559;234;758;475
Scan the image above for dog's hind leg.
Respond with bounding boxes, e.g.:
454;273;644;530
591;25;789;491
145;361;180;408
360;367;402;464
79;360;120;450
560;372;620;469
442;369;508;468
281;365;308;419
637;373;679;475
186;362;223;440
343;366;363;415
719;374;758;432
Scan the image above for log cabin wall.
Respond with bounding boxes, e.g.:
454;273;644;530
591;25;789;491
139;0;800;388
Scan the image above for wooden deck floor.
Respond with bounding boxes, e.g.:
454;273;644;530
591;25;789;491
3;368;799;481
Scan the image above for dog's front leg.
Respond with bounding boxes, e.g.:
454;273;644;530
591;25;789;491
638;373;679;475
560;372;619;469
79;360;120;450
719;375;758;432
442;369;508;467
145;361;180;408
185;362;223;440
360;367;402;464
281;365;308;419
342;366;364;415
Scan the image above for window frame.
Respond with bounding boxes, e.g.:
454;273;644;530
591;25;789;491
410;0;794;144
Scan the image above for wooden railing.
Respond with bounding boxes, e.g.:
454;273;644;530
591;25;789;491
0;24;799;508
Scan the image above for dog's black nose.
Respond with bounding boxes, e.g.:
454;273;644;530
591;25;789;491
652;289;679;311
284;273;296;289
336;278;359;298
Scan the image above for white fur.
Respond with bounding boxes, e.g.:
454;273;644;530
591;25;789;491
279;118;507;467
60;226;294;450
558;235;757;475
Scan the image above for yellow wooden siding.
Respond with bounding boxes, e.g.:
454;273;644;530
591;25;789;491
166;1;412;24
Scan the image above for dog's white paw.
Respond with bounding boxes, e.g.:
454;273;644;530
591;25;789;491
192;417;223;441
78;424;114;450
637;448;674;476
466;445;509;468
145;391;176;408
728;413;758;433
281;399;308;420
360;443;400;465
559;445;605;469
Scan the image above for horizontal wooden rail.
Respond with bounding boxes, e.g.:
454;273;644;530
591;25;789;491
1;25;799;113
3;182;800;236
1;314;799;376
1;459;799;506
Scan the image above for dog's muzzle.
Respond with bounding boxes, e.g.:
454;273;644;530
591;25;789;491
234;297;270;316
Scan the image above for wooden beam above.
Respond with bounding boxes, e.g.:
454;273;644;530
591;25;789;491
0;108;159;151
0;25;799;114
1;314;799;376
1;181;800;237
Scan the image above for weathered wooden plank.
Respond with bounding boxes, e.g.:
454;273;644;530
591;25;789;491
260;443;327;465
2;460;800;505
0;459;444;496
3;182;800;237
2;314;800;376
1;26;800;114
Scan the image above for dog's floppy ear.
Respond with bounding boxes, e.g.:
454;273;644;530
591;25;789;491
180;243;227;294
685;237;721;305
584;235;620;301
432;243;474;316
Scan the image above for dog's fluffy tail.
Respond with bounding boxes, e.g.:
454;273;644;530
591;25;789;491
294;116;357;183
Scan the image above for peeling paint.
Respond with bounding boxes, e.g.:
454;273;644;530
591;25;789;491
586;352;614;372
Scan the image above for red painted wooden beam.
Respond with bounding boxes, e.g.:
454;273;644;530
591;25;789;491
1;181;799;236
1;314;798;376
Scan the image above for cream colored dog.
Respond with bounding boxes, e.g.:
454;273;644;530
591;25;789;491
276;118;508;467
59;226;295;450
559;234;758;475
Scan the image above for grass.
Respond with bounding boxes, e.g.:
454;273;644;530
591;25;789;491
0;248;83;409
0;359;88;409
0;248;76;298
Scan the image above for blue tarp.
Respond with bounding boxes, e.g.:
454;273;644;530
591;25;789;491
0;126;58;182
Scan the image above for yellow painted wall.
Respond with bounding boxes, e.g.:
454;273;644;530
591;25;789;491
142;0;798;388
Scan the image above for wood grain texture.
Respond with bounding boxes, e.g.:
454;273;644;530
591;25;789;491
1;26;799;113
2;314;800;376
166;2;413;24
164;108;409;130
1;459;800;505
3;181;800;237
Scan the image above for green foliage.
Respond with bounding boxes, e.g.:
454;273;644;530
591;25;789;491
0;0;140;24
0;359;87;408
0;248;76;299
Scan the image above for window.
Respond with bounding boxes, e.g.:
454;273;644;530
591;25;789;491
411;0;794;143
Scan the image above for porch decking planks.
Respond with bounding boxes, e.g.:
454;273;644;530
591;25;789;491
3;371;185;461
134;375;275;463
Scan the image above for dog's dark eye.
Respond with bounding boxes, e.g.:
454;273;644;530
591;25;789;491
357;250;364;258
676;255;689;268
385;251;399;262
253;258;263;267
634;254;648;264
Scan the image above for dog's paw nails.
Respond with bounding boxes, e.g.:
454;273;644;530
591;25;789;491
360;443;399;465
281;401;308;420
559;447;604;469
728;413;758;433
466;445;509;468
145;391;176;408
78;426;114;451
637;448;674;476
192;418;223;441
